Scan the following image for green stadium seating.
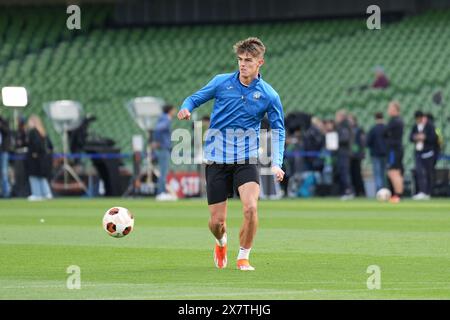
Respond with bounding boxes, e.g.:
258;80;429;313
0;5;449;173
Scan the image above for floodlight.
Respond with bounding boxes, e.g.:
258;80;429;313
1;86;28;131
126;96;165;131
44;100;87;193
124;96;165;196
1;87;28;107
44;100;83;132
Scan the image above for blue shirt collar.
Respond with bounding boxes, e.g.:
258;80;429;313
234;71;261;88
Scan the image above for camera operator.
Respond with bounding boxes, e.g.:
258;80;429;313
68;114;97;163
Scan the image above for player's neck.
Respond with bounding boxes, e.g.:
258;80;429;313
239;73;258;87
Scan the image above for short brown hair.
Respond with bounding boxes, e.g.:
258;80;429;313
375;112;384;120
233;37;266;58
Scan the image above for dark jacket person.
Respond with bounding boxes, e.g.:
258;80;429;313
26;115;53;200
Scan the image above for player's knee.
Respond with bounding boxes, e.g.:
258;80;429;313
210;215;226;227
243;204;257;220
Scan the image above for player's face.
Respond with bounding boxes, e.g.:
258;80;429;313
237;53;264;79
388;104;398;116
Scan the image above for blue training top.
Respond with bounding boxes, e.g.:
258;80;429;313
180;71;285;167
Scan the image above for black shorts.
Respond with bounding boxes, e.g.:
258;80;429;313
387;148;403;170
205;162;260;205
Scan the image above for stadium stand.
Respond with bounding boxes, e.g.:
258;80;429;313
1;6;449;173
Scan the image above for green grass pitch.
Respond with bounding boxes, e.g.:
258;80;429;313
1;198;450;299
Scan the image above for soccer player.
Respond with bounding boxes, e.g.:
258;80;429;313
384;101;404;203
177;37;285;271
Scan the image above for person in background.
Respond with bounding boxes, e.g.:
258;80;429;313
348;113;366;197
335;109;354;200
323;119;335;133
366;112;387;192
372;66;390;89
284;128;303;180
409;111;437;200
347;66;389;93
322;119;336;186
0;114;11;198
152;104;177;201
384;101;404;203
12;116;30;197
303;117;325;172
26;115;53;201
425;113;442;167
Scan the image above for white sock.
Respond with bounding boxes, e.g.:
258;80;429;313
237;247;251;260
215;233;227;247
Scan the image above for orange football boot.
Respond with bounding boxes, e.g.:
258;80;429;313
389;195;401;203
214;244;227;269
237;259;255;271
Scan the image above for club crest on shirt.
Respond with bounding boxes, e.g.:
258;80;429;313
253;91;261;100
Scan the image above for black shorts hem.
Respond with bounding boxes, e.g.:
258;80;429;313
205;163;260;205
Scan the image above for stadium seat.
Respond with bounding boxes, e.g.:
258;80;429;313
0;5;449;172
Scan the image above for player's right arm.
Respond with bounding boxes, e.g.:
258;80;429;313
267;93;286;182
178;75;220;121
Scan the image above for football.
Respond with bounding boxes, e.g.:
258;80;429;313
103;207;135;238
376;188;392;202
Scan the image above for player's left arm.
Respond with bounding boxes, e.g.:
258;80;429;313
178;75;219;120
267;93;286;182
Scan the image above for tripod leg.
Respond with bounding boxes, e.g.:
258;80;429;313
122;173;136;197
64;164;88;192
